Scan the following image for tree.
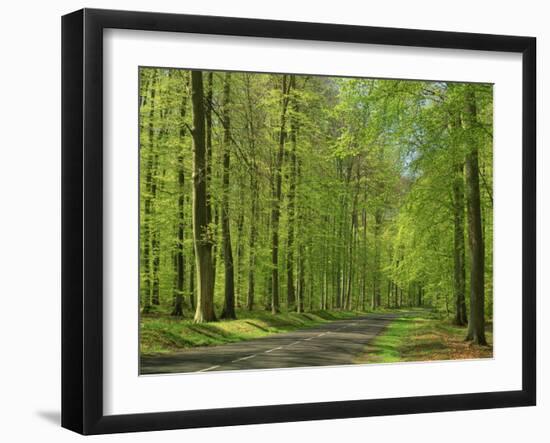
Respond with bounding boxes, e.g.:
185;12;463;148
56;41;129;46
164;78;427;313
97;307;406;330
220;73;237;319
463;85;487;345
191;70;216;323
452;161;467;325
140;71;157;314
244;75;259;311
270;75;291;314
172;73;190;317
286;76;298;311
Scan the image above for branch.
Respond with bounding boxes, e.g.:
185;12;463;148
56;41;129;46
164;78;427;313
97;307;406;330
478;168;494;206
204;95;255;175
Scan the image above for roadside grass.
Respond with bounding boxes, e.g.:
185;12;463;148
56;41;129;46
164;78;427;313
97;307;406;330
355;311;493;364
141;308;382;356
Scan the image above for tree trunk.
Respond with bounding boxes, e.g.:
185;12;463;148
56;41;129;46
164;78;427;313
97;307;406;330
220;73;237;320
244;75;258;312
372;209;382;309
205;72;218;296
141;73;156;314
236;209;244;308
464;86;487;345
189;242;195;310
191;71;216;323
172;83;189;317
346;182;359;310
150;157;161;306
247;175;258;311
452;161;468;325
172;159;185;317
361;208;367;311
286;76;297;311
297;244;305;313
205;72;214;229
270;75;291;314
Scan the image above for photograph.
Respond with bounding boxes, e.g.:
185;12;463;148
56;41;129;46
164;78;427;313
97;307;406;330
138;67;494;375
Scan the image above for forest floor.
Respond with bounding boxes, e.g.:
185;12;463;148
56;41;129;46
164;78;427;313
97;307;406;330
140;309;493;374
140;307;403;356
354;311;493;364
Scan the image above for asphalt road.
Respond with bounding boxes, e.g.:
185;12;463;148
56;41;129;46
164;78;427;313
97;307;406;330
140;312;403;375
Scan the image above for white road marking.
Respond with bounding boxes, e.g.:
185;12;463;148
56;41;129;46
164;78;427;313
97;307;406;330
197;365;220;372
198;321;359;369
265;346;283;353
232;354;257;362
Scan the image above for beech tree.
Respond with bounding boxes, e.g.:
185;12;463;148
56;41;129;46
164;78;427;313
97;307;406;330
191;70;216;323
220;73;236;319
463;85;487;345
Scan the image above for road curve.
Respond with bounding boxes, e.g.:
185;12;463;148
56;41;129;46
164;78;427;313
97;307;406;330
140;312;403;375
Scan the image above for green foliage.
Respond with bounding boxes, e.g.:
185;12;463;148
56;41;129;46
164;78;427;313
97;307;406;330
139;67;493;328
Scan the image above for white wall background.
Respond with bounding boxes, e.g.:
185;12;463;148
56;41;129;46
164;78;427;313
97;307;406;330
0;1;545;441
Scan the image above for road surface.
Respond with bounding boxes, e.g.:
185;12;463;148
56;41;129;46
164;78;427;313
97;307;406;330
140;312;404;374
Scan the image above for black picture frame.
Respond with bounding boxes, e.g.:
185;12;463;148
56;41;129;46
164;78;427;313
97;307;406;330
61;8;536;435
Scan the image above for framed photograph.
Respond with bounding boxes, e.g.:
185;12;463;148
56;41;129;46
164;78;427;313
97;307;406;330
61;8;536;435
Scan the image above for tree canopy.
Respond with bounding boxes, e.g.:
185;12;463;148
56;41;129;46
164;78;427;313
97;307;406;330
139;68;492;343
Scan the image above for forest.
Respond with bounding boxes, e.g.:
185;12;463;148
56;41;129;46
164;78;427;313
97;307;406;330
139;67;493;362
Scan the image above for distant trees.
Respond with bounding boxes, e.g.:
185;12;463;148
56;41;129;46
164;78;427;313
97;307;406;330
139;68;492;342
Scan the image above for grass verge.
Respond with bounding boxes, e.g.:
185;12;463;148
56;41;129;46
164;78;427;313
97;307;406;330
354;311;493;364
141;308;371;356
